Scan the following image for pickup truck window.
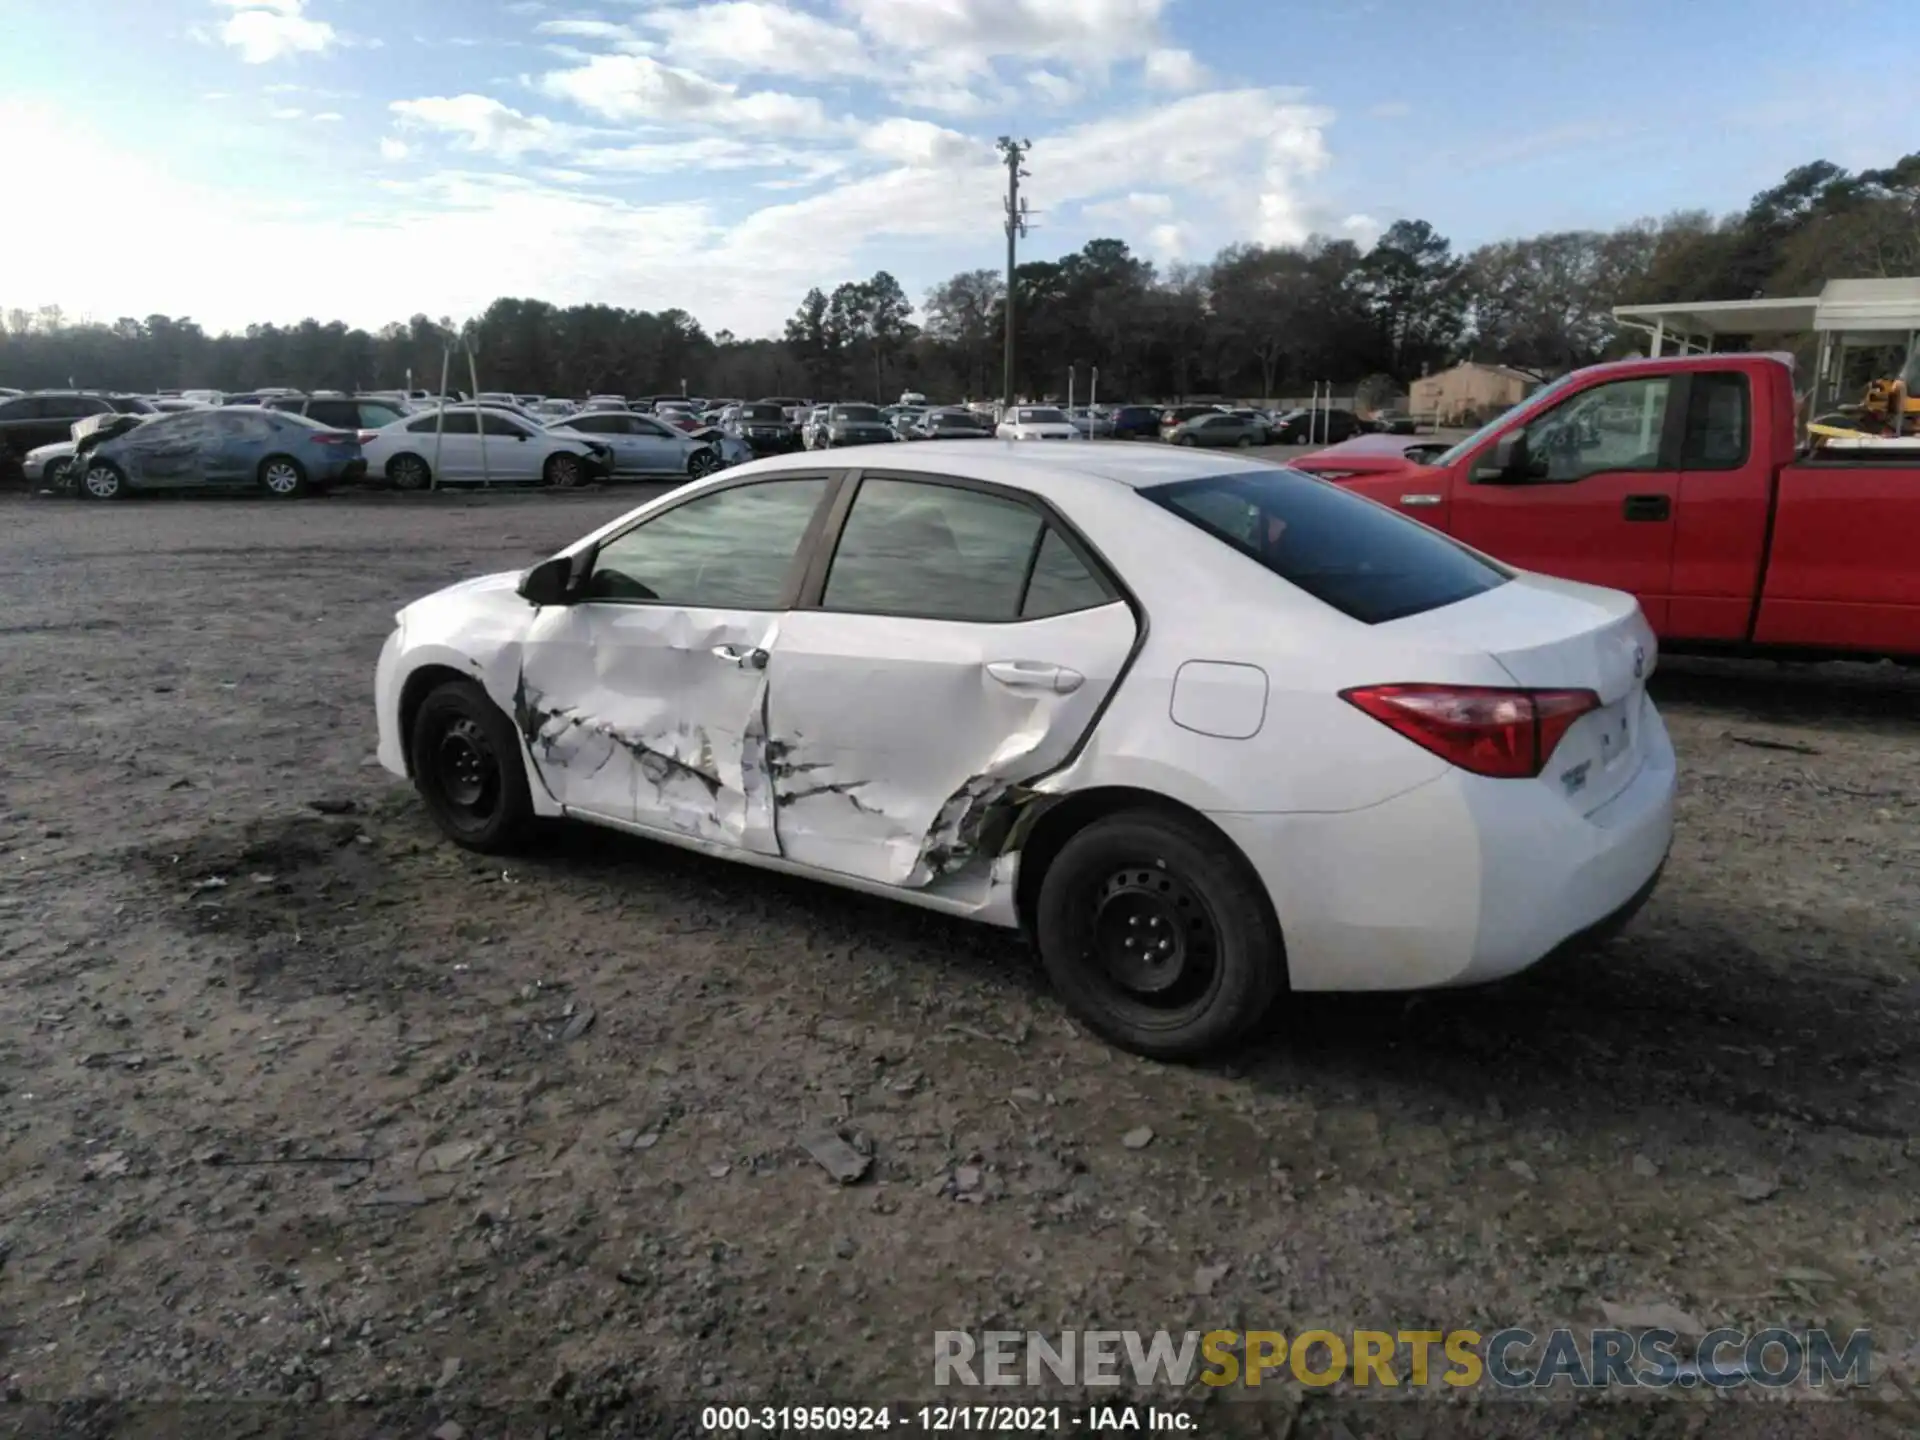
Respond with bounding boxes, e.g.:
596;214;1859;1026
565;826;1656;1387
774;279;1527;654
1680;372;1750;469
1520;376;1671;484
1433;372;1579;469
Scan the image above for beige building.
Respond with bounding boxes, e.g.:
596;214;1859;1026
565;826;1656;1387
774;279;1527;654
1408;362;1538;424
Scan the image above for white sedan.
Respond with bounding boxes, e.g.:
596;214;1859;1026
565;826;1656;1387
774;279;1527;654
373;445;1675;1059
359;404;612;489
997;405;1081;441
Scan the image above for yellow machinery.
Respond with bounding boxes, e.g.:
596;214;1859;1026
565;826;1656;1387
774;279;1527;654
1808;341;1920;445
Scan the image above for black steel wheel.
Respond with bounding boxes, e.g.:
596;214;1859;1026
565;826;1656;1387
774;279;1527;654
408;680;535;852
1035;809;1284;1060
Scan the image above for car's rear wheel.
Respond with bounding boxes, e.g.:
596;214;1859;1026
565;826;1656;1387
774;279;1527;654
44;457;74;493
408;680;535;852
544;452;586;488
688;446;720;477
258;455;308;498
388;454;431;491
1176;434;1196;447
80;461;127;501
1235;435;1253;448
1035;809;1284;1061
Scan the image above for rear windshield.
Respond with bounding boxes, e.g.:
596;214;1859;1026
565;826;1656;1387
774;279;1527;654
832;405;883;422
1144;468;1510;624
739;404;785;421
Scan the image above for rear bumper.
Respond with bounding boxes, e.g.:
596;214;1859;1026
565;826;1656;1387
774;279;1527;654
1211;699;1677;991
741;434;800;454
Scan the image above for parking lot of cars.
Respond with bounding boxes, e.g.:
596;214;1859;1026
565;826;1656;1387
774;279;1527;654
1;387;1425;501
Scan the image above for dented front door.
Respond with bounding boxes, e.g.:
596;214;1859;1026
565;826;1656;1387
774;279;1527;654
508;474;832;853
513;604;783;851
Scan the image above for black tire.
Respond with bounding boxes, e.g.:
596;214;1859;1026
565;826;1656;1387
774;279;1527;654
1176;434;1196;447
407;680;535;853
44;456;74;494
1235;435;1253;448
1035;809;1284;1061
544;452;586;489
388;453;431;491
79;460;127;501
688;446;720;477
258;454;309;498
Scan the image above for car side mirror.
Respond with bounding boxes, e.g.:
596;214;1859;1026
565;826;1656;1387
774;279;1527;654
518;554;576;606
1472;431;1529;483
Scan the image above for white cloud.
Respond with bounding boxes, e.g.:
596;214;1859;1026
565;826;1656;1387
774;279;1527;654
534;18;648;47
1025;69;1081;106
634;2;875;78
270;106;304;119
213;0;338;63
1084;191;1175;223
1146;222;1187;258
1340;213;1383;246
312;110;344;122
859;117;983;168
391;93;582;160
837;0;1168;65
538;53;837;135
1142;48;1206;92
379;137;411;161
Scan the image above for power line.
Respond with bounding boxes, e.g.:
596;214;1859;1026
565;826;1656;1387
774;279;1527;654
997;137;1031;410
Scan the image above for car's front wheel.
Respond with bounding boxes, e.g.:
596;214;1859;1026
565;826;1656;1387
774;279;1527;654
408;679;536;852
1035;809;1284;1061
80;461;127;501
44;457;74;494
688;446;720;477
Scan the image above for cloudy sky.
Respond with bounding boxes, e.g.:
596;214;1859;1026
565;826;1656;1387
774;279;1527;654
3;0;1911;338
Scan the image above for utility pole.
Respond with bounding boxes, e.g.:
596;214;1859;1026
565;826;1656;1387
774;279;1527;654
997;136;1031;411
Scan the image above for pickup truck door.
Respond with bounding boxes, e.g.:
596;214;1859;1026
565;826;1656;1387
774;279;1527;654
1448;373;1681;630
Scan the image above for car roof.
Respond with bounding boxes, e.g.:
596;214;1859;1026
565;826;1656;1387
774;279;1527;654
719;440;1278;493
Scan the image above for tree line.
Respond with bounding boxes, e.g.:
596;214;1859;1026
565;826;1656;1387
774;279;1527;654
2;152;1914;405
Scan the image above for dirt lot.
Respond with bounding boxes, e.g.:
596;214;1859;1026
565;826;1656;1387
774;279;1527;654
1;488;1917;1438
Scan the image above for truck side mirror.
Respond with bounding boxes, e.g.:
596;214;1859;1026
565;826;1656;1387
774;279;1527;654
1472;431;1528;483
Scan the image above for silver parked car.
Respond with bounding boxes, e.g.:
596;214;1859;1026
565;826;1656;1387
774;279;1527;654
549;410;728;480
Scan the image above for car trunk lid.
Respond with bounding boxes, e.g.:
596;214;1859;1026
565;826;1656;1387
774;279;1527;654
1384;573;1656;813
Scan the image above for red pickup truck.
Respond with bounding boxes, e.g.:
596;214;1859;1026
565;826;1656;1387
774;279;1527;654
1294;353;1920;660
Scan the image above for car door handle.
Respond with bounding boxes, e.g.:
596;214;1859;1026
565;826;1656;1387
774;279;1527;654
712;644;769;670
1622;493;1671;522
986;660;1083;694
1399;493;1442;507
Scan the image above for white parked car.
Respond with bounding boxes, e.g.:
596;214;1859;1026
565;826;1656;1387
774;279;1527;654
24;439;77;489
373;447;1675;1059
997;405;1080;441
546;410;730;480
359;404;612;489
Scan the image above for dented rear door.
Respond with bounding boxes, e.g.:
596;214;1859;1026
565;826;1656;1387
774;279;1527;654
764;475;1137;887
511;476;832;851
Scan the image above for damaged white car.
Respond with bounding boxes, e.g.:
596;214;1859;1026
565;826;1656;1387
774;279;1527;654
374;446;1675;1059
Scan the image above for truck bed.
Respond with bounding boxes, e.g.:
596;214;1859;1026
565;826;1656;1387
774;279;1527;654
1754;456;1920;654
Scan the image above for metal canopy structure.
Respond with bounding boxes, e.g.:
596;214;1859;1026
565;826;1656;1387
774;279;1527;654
1612;278;1920;408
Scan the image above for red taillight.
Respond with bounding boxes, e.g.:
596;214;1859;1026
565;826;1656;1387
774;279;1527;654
310;431;355;446
1340;684;1600;779
357;429;378;444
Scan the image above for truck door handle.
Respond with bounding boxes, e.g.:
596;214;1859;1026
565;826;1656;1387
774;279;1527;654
711;644;768;670
1399;493;1442;507
1622;494;1671;522
986;660;1083;694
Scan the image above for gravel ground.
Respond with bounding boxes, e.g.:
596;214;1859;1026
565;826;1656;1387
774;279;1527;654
1;485;1917;1438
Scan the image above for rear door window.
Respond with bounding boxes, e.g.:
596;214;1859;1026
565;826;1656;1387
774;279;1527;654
1680;372;1750;469
1145;468;1510;624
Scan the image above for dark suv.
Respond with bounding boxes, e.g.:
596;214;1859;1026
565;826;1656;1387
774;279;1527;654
0;392;132;472
1107;404;1162;439
724;401;801;455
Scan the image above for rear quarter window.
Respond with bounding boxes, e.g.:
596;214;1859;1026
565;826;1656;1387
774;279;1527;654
1144;468;1511;624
